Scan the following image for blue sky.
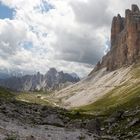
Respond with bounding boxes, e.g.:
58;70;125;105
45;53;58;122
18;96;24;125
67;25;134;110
0;2;14;19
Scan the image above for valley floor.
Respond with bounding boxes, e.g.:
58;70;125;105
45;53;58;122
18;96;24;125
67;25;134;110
0;64;140;140
1;98;140;140
0;118;92;140
0;99;95;140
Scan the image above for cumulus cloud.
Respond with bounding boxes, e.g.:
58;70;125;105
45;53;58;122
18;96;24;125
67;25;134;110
53;26;105;64
70;0;112;28
0;19;27;55
0;0;139;77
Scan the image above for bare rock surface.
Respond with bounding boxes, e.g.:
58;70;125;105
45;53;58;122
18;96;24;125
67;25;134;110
92;4;140;72
1;98;139;139
0;99;95;140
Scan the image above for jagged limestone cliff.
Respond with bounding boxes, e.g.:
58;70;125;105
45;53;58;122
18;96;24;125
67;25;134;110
92;4;140;72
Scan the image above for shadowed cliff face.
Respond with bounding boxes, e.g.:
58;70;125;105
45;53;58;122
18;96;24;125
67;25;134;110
93;4;140;72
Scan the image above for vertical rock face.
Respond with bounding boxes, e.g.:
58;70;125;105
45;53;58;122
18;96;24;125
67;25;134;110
111;14;125;47
94;4;140;72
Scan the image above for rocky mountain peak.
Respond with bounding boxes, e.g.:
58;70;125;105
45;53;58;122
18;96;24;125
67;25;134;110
92;4;140;73
111;14;125;47
132;4;140;13
47;68;57;74
0;68;80;92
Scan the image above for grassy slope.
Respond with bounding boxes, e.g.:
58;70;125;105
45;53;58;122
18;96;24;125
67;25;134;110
0;86;56;106
0;86;14;99
74;64;140;116
70;64;140;138
16;93;58;107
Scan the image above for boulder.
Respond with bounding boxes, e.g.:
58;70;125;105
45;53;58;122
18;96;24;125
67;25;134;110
86;119;101;135
128;118;140;127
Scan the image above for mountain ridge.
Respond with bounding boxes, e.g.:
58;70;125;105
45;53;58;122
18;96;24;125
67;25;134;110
0;68;80;92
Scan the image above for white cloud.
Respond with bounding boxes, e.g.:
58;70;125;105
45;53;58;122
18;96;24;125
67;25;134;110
0;0;140;77
0;19;27;56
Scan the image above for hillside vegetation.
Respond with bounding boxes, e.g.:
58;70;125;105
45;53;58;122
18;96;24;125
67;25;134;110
75;63;140;115
0;86;14;99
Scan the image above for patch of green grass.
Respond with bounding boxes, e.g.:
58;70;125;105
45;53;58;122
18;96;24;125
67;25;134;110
75;82;140;116
78;135;86;140
0;86;14;99
16;93;55;106
63;110;95;120
5;134;17;140
73;64;140;116
131;64;140;78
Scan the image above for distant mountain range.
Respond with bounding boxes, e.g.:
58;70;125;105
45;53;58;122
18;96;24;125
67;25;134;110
0;68;80;92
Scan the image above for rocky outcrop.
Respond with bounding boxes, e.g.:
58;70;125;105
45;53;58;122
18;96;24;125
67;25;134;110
93;4;140;72
0;68;80;92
